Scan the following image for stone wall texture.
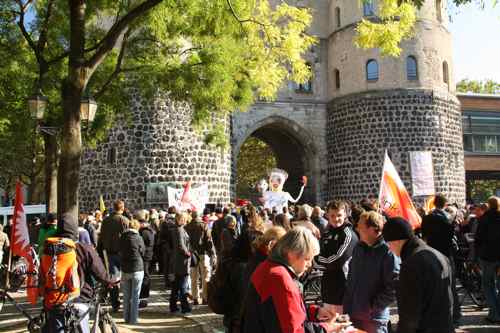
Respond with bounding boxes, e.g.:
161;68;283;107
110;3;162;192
327;89;466;204
79;94;231;212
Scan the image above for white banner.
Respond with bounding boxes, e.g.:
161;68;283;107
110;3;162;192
409;151;435;196
167;183;209;212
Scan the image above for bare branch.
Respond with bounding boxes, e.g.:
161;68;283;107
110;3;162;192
37;0;54;53
16;0;38;57
86;0;163;75
94;29;131;99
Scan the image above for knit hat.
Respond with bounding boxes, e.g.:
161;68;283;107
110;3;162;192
57;213;79;241
382;217;414;242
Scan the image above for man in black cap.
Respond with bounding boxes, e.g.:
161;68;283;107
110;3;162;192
382;217;454;333
43;213;114;333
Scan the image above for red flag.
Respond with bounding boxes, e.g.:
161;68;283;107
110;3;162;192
179;181;196;211
378;152;422;229
10;182;38;304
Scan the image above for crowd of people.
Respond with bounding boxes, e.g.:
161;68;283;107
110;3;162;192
1;194;500;333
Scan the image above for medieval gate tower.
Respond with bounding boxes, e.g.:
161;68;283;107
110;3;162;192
79;0;465;211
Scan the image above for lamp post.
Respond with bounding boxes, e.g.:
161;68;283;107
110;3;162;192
27;89;97;213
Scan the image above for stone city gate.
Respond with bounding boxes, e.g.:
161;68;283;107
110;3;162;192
231;101;329;205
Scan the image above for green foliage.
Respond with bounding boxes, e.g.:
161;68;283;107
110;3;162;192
236;137;277;199
456;79;500;94
355;0;417;57
467;179;500;203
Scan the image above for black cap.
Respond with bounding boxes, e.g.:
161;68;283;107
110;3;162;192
46;212;57;223
382;217;414;242
57;213;79;241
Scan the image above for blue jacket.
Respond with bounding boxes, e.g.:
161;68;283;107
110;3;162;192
343;237;400;322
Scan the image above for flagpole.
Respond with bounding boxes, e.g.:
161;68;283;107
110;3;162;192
377;149;388;214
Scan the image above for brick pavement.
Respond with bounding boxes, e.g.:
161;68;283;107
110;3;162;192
1;273;499;332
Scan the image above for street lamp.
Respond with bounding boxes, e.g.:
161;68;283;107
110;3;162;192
27;88;48;121
80;95;98;123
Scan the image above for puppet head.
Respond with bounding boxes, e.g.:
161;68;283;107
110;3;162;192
256;178;269;194
268;168;288;192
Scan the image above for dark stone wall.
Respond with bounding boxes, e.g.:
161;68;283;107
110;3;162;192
327;89;465;204
79;95;232;212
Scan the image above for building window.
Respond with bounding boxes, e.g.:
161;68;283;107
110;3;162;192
363;0;375;16
107;147;117;164
407;56;418;80
436;0;442;22
463;113;500;154
335;7;341;28
366;59;379;81
334;69;340;90
442;61;449;84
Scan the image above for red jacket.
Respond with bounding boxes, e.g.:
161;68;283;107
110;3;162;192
242;258;328;333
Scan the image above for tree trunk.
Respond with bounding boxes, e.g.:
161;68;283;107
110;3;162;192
44;133;58;214
58;78;83;219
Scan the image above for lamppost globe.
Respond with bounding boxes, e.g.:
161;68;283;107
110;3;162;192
80;96;97;122
27;89;48;120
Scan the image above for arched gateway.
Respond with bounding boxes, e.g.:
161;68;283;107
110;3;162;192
231;105;329;205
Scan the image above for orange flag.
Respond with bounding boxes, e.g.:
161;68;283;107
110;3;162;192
10;182;38;304
378;152;422;229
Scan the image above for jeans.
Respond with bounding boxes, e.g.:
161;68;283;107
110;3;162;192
480;259;500;320
121;271;144;324
351;318;388;333
106;253;121;309
190;254;212;302
170;274;191;312
44;303;90;333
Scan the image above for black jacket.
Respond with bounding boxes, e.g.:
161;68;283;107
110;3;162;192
397;238;454;333
421;209;454;258
185;219;214;256
139;224;155;261
99;212;129;254
475;209;500;262
119;229;145;273
75;243;112;302
315;222;358;304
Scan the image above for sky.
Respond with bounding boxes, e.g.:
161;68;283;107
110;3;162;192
449;1;500;83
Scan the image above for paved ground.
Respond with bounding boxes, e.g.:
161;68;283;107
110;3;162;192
1;274;499;332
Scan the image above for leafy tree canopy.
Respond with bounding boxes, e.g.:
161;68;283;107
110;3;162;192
456;79;500;94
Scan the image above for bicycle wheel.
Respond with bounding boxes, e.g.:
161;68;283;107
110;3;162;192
468;269;486;308
98;314;118;333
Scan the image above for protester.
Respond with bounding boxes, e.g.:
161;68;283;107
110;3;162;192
311;206;328;235
120;219;145;324
273;213;292;231
170;212;192;313
316;200;359;315
98;199;130;311
292;204;321;238
242;227;349;333
343;211;400;333
37;212;57;255
185;211;214;305
0;224;9;264
421;194;461;323
137;209;156;308
383;217;454;333
474;196;500;323
159;206;177;288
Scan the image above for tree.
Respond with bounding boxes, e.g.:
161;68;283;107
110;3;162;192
456;79;500;94
236;137;276;200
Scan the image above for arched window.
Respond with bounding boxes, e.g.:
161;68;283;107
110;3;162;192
442;61;449;84
407;56;418;80
363;0;375;16
334;69;340;89
366;59;379;81
335;7;341;28
436;0;442;22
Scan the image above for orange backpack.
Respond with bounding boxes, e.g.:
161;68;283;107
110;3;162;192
39;237;80;309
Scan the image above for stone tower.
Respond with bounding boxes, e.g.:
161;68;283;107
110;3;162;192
326;0;465;203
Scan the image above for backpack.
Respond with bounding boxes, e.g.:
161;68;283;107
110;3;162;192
207;262;231;314
39;237;80;309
